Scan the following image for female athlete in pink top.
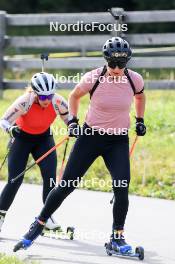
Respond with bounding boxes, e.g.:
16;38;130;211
14;37;146;257
78;67;144;132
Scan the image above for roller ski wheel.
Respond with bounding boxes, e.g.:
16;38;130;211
136;246;144;260
42;226;75;240
104;242;144;260
13;239;32;252
104;242;112;256
66;226;75;240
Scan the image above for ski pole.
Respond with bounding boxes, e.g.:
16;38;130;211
129;135;138;157
0;138;15;171
56;137;70;184
11;136;69;184
40;53;49;72
0;150;9;171
110;135;138;204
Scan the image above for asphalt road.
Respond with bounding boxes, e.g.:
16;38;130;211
0;181;175;264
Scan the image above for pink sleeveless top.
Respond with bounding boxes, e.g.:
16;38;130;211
78;67;144;133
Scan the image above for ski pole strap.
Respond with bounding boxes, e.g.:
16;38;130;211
89;65;107;99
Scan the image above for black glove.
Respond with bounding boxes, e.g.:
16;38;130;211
8;126;21;138
135;117;146;136
67;116;81;138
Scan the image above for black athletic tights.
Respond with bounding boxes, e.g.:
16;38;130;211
0;130;57;211
39;124;130;231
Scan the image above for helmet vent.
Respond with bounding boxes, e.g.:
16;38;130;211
52;80;54;89
36;79;44;91
103;37;132;61
104;51;109;56
42;74;49;91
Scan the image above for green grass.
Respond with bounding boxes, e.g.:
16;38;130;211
0;89;175;200
0;253;38;264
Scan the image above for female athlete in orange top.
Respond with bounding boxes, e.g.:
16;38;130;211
0;72;68;232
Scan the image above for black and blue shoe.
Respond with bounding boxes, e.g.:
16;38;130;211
13;218;45;252
111;231;132;254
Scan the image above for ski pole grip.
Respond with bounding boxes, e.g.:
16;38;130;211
40;53;49;61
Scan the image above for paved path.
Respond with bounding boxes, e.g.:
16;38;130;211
0;181;175;264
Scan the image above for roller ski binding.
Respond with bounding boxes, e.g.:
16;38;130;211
104;230;144;260
13;218;45;252
42;216;75;240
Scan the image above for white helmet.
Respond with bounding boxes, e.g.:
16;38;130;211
31;72;56;95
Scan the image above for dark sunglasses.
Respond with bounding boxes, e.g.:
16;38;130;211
108;59;127;69
38;94;54;101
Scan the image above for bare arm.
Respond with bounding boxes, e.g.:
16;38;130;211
134;92;146;118
0;93;32;132
68;85;88;117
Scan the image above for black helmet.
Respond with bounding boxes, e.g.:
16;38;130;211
103;37;132;69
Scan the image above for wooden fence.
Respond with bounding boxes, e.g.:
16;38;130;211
0;8;175;95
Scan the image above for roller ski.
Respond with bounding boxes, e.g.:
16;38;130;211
42;216;75;240
13;218;45;252
104;230;144;260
